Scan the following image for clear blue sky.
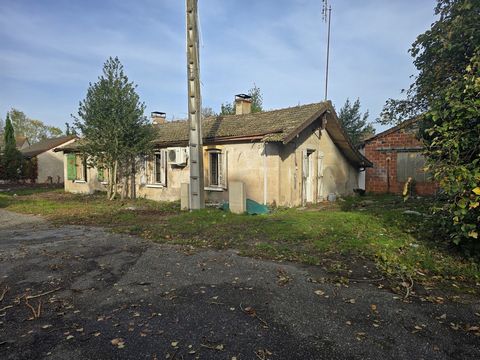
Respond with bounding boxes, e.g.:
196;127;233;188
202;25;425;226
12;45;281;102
0;0;437;132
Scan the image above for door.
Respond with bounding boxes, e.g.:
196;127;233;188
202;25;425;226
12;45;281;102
302;149;315;204
317;151;324;201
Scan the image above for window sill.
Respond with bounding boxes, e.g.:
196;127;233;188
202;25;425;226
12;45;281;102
74;180;86;184
205;187;224;192
146;184;166;188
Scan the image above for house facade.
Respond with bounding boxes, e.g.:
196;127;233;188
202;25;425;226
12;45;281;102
21;135;77;183
361;118;437;195
59;98;371;207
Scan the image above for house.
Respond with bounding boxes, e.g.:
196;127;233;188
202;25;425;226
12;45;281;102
21;135;76;183
0;135;30;152
360;118;437;195
58;97;371;207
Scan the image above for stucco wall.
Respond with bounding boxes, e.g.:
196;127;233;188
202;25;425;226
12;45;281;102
277;121;358;207
37;139;75;183
61;124;359;206
63;154;106;194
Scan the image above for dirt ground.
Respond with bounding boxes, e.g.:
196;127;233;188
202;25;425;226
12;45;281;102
0;209;479;360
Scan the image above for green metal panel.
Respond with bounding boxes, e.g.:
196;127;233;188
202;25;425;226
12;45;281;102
67;154;76;180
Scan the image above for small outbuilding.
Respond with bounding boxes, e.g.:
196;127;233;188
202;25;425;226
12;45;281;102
360;118;437;195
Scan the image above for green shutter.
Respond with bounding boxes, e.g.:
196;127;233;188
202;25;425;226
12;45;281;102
67;154;76;180
98;167;105;182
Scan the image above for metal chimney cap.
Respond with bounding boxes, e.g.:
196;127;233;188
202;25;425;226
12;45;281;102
235;94;252;100
151;111;166;118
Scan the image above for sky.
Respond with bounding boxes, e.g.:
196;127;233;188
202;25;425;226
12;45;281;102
0;0;437;133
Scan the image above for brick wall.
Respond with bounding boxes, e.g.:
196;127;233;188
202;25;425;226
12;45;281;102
364;124;437;195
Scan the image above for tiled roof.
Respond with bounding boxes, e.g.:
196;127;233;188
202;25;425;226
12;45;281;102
21;135;76;157
155;102;328;146
362;117;421;144
0;135;29;150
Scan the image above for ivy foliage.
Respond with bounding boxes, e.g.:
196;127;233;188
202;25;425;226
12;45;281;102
385;0;480;249
426;52;480;246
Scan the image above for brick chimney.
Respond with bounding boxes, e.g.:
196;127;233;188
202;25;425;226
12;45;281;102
151;111;166;125
235;94;252;115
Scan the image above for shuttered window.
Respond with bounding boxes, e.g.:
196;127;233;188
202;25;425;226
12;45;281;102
396;152;429;182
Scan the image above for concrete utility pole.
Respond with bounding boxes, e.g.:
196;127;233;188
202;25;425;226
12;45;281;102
186;0;205;209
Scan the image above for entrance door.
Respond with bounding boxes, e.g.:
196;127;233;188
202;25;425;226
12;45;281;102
302;149;315;204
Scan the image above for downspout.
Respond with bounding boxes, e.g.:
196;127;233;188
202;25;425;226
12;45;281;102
386;157;391;193
263;143;268;205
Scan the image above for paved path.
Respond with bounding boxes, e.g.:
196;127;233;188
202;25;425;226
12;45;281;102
0;209;479;359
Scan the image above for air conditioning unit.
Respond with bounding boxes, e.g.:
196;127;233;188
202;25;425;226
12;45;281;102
167;147;188;166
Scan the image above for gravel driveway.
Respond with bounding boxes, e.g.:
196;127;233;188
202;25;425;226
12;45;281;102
0;209;479;359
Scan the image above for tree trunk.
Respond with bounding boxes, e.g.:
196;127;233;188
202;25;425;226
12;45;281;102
130;157;136;200
109;160;118;201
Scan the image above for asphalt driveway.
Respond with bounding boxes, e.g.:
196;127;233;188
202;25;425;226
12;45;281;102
0;209;479;359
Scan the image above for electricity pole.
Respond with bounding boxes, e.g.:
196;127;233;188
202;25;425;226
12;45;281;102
186;0;205;209
322;0;332;101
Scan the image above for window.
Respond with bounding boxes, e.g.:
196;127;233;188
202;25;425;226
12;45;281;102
147;151;167;186
74;155;87;181
155;153;164;183
210;152;220;186
396;152;429;182
207;149;227;189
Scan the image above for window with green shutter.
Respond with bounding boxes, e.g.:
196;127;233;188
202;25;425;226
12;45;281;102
67;154;76;180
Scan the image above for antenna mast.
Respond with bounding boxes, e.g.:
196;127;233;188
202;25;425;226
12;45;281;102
186;0;205;209
322;0;332;101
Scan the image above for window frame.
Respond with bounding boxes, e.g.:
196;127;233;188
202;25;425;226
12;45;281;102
206;149;227;190
147;150;167;187
74;154;87;183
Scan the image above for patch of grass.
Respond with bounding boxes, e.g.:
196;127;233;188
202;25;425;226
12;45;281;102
1;188;478;291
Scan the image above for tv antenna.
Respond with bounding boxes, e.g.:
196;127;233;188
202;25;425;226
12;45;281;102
322;0;332;101
186;0;205;209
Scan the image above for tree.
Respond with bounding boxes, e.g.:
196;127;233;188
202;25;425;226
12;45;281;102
425;51;480;248
220;84;264;115
337;98;375;145
73;57;155;200
379;0;480;125
201;107;217;118
2;114;22;181
9;109;63;143
381;0;480;248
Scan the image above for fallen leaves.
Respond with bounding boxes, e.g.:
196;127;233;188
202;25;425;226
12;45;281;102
111;337;125;349
240;305;269;328
255;348;272;359
276;268;291;286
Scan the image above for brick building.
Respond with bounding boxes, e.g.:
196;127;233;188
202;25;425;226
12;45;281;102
360;118;437;195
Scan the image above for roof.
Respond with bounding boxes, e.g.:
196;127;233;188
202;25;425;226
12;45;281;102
21;135;76;157
154;102;371;167
0;135;29;150
362;117;420;144
58;102;372;168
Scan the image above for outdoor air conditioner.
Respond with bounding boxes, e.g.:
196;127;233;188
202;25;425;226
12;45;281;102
167;147;188;166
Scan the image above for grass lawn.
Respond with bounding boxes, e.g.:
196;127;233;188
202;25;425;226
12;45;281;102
0;187;478;294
